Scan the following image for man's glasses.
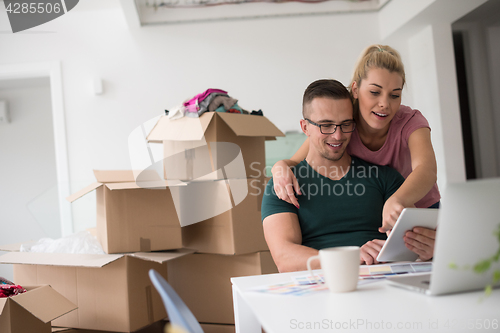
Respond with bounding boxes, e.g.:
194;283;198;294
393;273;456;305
305;118;356;135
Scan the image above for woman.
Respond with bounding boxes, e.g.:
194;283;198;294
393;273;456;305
272;45;440;262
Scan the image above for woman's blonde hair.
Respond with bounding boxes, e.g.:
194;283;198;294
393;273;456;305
350;44;406;119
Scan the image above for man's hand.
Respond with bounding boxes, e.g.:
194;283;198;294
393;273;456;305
272;160;301;208
360;239;385;265
404;227;436;261
379;196;406;233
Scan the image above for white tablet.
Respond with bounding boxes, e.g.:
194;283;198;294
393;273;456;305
377;208;439;262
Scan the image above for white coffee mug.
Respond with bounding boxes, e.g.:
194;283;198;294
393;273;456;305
306;246;360;293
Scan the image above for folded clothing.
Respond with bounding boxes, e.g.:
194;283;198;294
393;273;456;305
0;284;26;298
183;88;227;108
208;95;238;112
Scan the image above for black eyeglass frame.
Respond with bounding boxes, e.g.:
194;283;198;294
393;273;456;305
304;118;356;135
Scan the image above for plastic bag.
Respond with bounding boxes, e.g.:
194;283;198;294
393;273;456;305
20;231;105;254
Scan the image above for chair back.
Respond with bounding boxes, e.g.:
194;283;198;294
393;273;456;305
149;269;204;333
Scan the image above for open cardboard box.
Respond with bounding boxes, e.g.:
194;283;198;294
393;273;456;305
51;319;166;333
200;323;235;333
0;248;193;332
52;322;235;333
67;170;267;255
147;112;284;181
167;251;278;324
179;177;268;255
0;285;76;333
67;170;183;254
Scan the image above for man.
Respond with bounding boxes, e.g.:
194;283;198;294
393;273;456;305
262;79;432;272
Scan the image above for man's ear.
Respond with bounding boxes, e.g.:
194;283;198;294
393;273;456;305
300;119;309;136
351;81;359;99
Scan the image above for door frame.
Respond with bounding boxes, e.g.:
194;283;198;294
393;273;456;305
0;61;73;236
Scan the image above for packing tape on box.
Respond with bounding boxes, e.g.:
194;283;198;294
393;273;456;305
248;177;264;212
140;238;152;252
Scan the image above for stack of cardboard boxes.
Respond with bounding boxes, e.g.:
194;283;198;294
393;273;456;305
0;111;284;332
147;111;284;325
0;169;192;332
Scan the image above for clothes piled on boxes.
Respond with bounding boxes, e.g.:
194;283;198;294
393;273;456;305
166;88;264;120
0;277;26;298
145;98;284;326
0;92;285;331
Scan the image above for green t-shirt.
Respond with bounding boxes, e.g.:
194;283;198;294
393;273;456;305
261;157;405;250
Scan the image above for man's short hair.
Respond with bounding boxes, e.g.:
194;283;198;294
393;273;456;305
302;79;352;118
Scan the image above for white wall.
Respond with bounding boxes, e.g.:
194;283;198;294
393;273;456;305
378;0;436;40
486;25;500;172
0;78;58;280
406;25;449;191
0;0;379;232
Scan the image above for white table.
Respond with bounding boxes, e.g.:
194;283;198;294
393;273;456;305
232;270;500;333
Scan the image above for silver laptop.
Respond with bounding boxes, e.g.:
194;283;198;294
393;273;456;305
387;178;500;296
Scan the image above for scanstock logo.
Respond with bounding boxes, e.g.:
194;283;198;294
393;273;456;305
4;0;79;33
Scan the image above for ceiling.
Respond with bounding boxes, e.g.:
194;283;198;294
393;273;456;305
127;0;391;26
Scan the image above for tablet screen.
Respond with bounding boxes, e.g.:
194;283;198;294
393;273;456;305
377;208;439;262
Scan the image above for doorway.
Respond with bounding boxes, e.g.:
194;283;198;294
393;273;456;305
452;0;500;179
452;31;476;180
0;62;72;280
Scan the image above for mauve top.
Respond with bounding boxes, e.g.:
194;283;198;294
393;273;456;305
347;105;441;208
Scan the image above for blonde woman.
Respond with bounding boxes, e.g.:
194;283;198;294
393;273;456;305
271;45;440;262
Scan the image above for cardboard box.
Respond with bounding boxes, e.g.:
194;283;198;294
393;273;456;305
0;285;76;333
53;322;235;333
180;178;268;255
167;251;278;324
0;249;193;332
52;319;166;333
147;112;284;181
67;170;183;254
200;323;235;333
